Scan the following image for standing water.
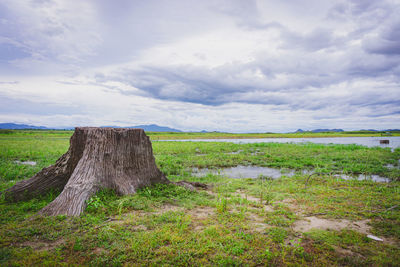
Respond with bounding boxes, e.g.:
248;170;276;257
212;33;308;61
192;166;390;182
159;136;400;149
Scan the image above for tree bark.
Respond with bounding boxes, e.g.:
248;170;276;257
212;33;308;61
3;127;171;216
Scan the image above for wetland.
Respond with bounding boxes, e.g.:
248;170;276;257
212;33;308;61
0;130;399;266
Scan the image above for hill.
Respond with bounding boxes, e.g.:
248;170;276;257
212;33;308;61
0;123;48;130
295;128;344;133
101;124;182;132
0;123;181;132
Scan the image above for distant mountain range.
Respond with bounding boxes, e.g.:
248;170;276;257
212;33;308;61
295;128;400;133
0;123;181;132
0;123;49;130
100;124;181;132
295;129;344;133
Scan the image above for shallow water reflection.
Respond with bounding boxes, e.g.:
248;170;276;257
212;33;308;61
162;136;400;149
193;165;297;179
192;165;390;182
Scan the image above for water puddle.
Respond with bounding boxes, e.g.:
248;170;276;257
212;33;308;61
192;165;390;182
14;160;37;166
160;136;400;149
226;150;243;155
386;161;400;169
386;164;395;169
334;174;390;183
193;165;302;179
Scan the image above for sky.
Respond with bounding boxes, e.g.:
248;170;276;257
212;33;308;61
0;0;399;132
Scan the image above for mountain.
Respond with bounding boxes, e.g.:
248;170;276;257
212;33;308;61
294;128;344;133
0;123;48;129
311;129;344;133
0;123;181;132
132;124;181;132
101;124;181;132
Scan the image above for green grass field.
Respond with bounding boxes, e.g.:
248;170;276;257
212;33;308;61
1;129;399;140
0;130;399;266
148;130;400;140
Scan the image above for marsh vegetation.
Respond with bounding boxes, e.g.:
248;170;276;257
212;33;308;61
0;130;399;266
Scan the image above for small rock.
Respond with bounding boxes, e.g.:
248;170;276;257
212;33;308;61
367;234;383;241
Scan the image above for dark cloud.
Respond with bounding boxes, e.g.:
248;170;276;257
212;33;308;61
364;19;400;55
105;45;398;109
91;0;399;115
100;58;399;117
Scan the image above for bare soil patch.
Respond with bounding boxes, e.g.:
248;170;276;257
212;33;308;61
19;239;65;251
188;206;215;231
205;190;218;196
130;225;148;231
153;203;184;214
275;198;300;212
235;190;260;202
246;212;272;232
188;206;214;220
293;216;372;234
93;247;107;255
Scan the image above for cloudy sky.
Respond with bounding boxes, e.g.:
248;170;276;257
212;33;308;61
0;0;399;132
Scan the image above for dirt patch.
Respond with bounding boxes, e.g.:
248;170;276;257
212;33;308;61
246;212;271;232
351;219;371;235
235;192;260;202
93;247;107;255
275;198;300;213
205;190;218;196
154;203;184;214
233;191;276;213
293;216;372;235
188;206;215;219
247;212;264;222
250;222;270;232
234;191;292;213
109;204;184;225
246;205;273;212
194;225;205;231
20;239;64;251
129;224;147;231
333;245;356;257
208;189;269;205
188;206;215;231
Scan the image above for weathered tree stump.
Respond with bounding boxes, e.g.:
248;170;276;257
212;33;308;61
3;127;203;216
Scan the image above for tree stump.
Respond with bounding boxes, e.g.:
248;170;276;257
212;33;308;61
3;127;177;216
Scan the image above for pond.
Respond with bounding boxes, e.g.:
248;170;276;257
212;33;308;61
160;136;400;149
192;165;390;182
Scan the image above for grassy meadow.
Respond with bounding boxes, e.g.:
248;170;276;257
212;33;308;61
0;130;399;266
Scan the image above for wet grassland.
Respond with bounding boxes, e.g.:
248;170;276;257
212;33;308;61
0;131;399;266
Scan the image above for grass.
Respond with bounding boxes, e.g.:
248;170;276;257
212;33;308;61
2;129;399;140
0;130;399;266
